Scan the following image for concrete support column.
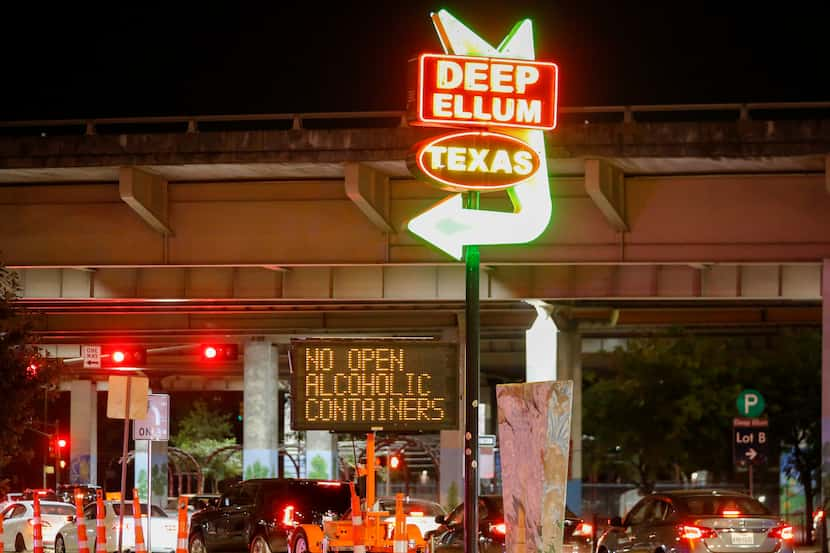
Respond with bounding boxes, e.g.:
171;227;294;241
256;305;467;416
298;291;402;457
69;380;97;485
243;338;279;479
133;440;168;507
557;330;583;515
440;315;465;509
822;260;830;500
305;431;337;479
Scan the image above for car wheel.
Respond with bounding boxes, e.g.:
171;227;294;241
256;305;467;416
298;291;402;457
292;530;309;553
189;532;208;553
15;534;26;552
251;535;273;553
55;535;67;553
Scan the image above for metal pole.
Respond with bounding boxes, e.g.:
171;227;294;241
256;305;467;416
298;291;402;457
147;439;152;553
749;463;753;497
118;376;132;553
463;191;480;553
386;452;391;498
43;390;48;488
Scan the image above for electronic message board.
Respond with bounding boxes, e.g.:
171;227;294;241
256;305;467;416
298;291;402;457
290;340;459;432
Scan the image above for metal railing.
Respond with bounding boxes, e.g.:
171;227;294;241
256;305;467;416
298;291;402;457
1;102;828;135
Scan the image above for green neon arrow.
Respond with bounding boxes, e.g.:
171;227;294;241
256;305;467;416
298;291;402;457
407;10;553;260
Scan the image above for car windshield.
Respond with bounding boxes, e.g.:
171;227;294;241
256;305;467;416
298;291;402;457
112;504;168;517
678;495;770;516
377;499;444;517
42;504;76;516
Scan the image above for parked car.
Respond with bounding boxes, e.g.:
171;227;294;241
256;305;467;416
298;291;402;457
0;500;77;552
370;496;445;541
187;479;351;553
596;489;794;553
54;501;179;553
428;496;592;553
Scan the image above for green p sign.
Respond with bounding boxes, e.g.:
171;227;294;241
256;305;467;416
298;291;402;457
736;389;765;418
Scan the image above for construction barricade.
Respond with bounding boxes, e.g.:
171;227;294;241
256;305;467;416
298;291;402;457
74;488;91;553
95;490;107;553
132;489;147;553
32;493;44;553
176;496;189;553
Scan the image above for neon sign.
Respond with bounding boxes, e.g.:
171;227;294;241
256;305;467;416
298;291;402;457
414;53;558;130
406;10;556;260
290;340;459;432
408;131;541;191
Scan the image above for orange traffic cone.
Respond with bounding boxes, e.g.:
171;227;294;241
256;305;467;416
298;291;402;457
393;493;406;553
74;489;91;553
132;490;147;553
175;496;189;553
32;493;44;553
349;483;365;553
95;490;107;553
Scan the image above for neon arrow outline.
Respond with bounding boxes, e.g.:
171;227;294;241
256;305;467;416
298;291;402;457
407;10;554;259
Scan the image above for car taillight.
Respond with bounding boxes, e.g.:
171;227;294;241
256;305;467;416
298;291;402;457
722;510;741;518
572;522;593;537
280;505;296;528
410;511;424;517
490;522;507;536
678;525;717;540
768;525;794;541
814;510;825;524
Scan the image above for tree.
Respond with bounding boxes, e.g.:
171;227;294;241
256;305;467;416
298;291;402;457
584;333;754;489
172;400;241;489
748;330;821;543
0;263;58;474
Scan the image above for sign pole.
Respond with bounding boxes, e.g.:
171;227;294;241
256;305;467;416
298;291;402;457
118;376;131;553
463;191;480;553
147;439;152;553
749;463;753;497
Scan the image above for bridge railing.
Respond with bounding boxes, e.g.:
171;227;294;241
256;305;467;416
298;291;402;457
1;102;828;135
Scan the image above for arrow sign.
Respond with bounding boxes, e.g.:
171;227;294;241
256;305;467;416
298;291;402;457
407;10;555;259
745;448;758;461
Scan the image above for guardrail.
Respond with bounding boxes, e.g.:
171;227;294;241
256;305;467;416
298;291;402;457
1;102;828;135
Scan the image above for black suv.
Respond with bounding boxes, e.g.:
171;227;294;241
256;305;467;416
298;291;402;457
188;479;350;553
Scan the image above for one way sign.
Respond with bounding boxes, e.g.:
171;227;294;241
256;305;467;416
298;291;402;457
733;417;769;466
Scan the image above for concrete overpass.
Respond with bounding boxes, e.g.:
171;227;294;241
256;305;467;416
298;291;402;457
1;102;828;509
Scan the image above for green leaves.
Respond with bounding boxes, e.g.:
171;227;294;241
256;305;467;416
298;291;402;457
583;330;820;490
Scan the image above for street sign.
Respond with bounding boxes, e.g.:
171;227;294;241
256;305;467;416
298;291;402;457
133;394;170;441
479;434;496;479
733;417;769;465
82;345;101;369
290;340;459;432
736;389;765;417
106;375;149;419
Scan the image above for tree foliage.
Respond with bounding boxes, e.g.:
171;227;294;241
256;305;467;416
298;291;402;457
583;330;820;496
0;264;58;473
172;400;241;490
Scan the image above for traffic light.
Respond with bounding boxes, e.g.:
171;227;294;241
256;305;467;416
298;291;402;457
101;345;147;368
199;343;239;362
389;454;401;470
57;438;67;450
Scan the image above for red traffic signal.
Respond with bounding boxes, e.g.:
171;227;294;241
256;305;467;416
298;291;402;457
57;438;67;449
389;454;401;470
102;345;147;368
199;344;239;362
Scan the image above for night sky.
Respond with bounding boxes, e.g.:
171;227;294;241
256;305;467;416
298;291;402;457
1;1;828;120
